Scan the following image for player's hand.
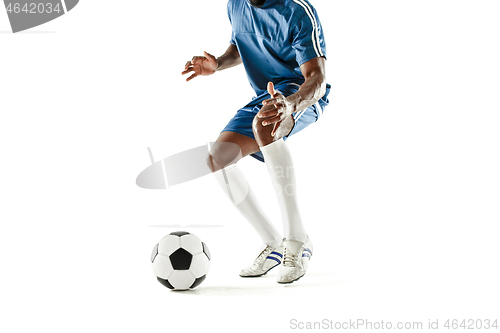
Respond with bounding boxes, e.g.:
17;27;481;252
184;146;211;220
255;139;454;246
182;51;218;82
259;82;295;136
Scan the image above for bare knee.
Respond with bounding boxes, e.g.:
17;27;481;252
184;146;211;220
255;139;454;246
252;114;273;146
206;141;243;172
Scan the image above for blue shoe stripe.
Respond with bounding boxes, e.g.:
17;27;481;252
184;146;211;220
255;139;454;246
303;248;312;254
270;251;283;258
266;256;281;264
302;253;311;258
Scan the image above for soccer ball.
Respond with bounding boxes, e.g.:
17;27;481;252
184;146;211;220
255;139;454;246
151;231;211;290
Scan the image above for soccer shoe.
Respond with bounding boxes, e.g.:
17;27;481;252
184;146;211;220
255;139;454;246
239;243;284;277
277;236;313;284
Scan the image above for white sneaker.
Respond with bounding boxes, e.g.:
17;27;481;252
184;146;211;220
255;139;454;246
277;236;313;284
240;243;284;277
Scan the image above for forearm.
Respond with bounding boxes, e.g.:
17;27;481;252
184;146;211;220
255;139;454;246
216;44;242;71
287;72;327;114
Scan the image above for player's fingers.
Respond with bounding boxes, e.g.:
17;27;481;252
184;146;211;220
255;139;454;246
191;56;203;64
259;101;284;117
271;121;282;137
267;81;276;97
181;67;194;75
184;61;192;69
257;104;281;118
262;97;281;106
186;73;198;82
258;107;280;118
262;115;282;126
204;51;216;60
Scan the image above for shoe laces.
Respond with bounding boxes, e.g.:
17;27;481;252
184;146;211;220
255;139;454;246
283;247;298;268
254;246;273;265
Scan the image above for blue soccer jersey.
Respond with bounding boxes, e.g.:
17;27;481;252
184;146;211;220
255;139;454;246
227;0;327;97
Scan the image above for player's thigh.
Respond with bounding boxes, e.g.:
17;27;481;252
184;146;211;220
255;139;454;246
207;131;260;172
215;131;260;157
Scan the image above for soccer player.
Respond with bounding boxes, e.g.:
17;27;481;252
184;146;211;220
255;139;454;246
182;0;330;284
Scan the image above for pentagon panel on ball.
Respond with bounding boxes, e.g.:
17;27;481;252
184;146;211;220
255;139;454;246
151;231;211;291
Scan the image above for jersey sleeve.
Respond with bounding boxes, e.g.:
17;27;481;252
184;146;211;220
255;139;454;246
227;0;236;45
230;31;236;45
291;7;327;66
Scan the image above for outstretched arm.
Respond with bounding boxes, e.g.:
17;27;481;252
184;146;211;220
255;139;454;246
215;44;242;71
182;44;242;82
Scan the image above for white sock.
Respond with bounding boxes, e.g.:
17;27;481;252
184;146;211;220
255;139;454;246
260;139;307;243
213;164;282;247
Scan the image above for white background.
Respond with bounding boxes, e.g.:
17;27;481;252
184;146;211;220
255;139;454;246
1;0;499;332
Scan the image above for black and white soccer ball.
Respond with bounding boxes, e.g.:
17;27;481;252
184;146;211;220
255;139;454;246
151;231;211;290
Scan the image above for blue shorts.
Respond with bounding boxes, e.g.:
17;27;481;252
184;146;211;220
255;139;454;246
221;83;331;162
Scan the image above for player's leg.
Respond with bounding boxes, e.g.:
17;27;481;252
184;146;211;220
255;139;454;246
252;106;306;242
206;131;258;172
207;130;283;277
252;105;312;283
